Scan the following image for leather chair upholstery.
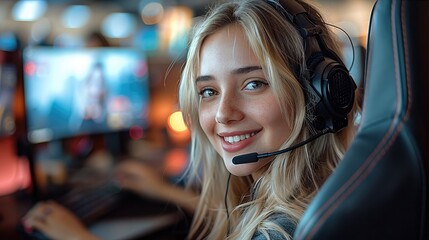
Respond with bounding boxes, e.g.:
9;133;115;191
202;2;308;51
294;0;429;239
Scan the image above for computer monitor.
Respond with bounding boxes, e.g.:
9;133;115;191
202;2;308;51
0;50;17;137
23;47;150;144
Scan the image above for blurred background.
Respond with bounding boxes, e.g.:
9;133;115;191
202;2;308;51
0;0;375;239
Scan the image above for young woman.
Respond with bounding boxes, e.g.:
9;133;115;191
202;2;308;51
22;0;358;239
178;0;358;239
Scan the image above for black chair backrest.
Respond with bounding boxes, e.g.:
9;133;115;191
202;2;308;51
294;0;429;239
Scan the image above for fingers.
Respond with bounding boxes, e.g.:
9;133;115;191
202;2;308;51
113;161;147;185
114;172;140;191
23;201;51;222
22;201;54;233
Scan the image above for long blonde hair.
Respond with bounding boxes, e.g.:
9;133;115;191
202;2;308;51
179;0;358;239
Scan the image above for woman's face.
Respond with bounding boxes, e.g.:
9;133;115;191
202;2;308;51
197;24;292;177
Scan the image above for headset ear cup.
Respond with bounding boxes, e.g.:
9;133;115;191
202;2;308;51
324;63;356;117
308;57;356;132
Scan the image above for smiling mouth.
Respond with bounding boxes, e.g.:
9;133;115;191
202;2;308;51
223;131;258;144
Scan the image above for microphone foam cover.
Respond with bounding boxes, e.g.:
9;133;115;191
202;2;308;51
232;152;259;165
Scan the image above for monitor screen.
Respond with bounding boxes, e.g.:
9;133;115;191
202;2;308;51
23;47;150;144
0;50;17;137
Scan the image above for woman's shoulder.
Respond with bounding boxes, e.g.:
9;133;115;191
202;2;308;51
252;213;296;240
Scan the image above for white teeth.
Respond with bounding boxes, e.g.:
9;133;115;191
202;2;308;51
224;132;255;143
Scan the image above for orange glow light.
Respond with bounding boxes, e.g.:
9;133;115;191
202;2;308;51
164;148;188;176
168;111;187;133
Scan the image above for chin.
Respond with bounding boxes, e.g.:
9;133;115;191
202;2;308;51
225;161;258;177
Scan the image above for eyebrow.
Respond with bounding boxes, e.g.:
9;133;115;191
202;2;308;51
196;65;263;82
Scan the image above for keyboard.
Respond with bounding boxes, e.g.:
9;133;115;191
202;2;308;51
18;180;123;240
57;180;123;224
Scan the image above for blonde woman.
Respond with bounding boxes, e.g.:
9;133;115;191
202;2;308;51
22;0;358;239
179;0;358;239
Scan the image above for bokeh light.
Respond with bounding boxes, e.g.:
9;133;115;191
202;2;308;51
167;111;187;133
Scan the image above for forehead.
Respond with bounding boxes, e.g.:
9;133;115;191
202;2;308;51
199;24;260;75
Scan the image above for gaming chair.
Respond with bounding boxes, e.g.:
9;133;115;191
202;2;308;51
294;0;429;239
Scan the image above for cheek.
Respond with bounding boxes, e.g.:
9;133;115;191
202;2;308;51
259;100;292;142
198;106;215;137
254;97;286;125
268;109;290;128
270;120;291;145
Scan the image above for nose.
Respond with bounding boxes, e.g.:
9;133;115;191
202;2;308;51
215;93;244;124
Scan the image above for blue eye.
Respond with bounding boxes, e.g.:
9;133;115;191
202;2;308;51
199;88;217;98
244;80;268;90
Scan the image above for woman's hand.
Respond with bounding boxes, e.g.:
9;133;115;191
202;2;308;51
22;201;98;240
114;160;168;199
114;160;198;214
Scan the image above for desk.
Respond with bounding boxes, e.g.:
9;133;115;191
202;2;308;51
89;213;181;240
0;191;190;240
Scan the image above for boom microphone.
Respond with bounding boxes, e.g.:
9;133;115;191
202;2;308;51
232;128;330;165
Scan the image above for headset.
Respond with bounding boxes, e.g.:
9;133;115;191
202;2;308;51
265;0;357;133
